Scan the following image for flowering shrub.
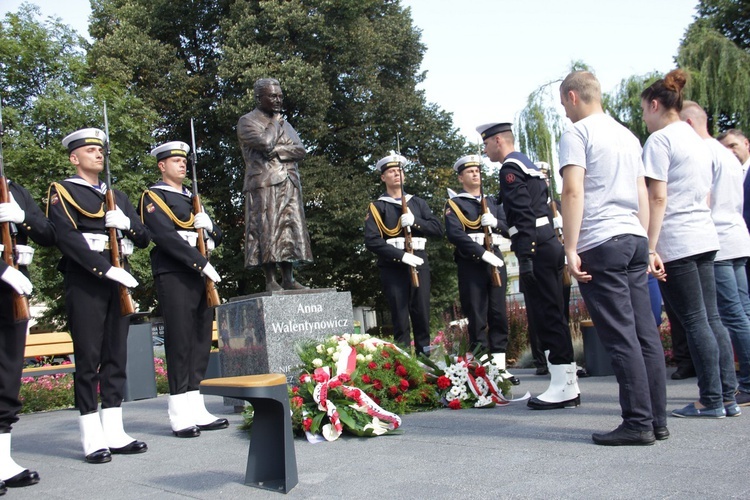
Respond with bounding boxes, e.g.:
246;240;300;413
154;357;169;394
245;333;441;441
19;373;75;413
659;316;674;365
422;346;512;409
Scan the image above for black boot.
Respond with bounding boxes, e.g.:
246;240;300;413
263;263;283;292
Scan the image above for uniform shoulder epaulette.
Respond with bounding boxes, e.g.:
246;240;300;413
142;189;195;229
446;198;480;231
368;202;402;239
46;181;105;228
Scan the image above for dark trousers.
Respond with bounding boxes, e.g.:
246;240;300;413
664;299;694;371
529;280;570;369
65;269;128;414
156;272;213;394
380;264;431;354
659;251;737;408
523;237;574;365
578;235;667;430
0;285;27;432
457;257;508;353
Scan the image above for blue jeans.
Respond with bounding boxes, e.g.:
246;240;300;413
714;257;750;393
578;235;667;430
659;251;738;408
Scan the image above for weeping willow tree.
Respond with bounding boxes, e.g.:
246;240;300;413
602;72;662;144
677;23;750;133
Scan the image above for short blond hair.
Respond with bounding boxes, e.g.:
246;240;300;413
561;71;601;104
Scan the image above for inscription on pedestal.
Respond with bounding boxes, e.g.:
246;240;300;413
216;290;354;405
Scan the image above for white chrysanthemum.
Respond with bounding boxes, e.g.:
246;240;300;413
450;385;462;396
312;358;323;368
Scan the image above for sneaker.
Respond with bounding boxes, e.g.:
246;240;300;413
724;402;741;417
735;391;750;407
671;402;725;419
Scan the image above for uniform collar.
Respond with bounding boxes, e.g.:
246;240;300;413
65;175;107;194
151;181;192;196
378;193;412;205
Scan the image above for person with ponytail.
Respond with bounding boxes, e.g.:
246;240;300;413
641;69;738;419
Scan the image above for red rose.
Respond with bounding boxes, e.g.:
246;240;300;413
448;399;462;410
399;379;410;391
339;373;351;383
381;350;390;358
396;395;404;403
475;365;486;377
349;388;362;399
384;362;392;370
291;396;304;407
303;417;313;431
437;375;451;390
396;365;408;377
312;372;327;383
373;380;383;390
361;374;371;383
292;386;299;394
328;379;342;389
389;385;399;395
368;362;378;370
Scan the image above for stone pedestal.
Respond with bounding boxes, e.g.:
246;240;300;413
216;289;354;406
124;322;157;401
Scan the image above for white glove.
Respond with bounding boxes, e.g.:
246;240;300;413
1;266;32;295
202;262;222;283
553;215;563;230
481;251;505;268
400;210;415;228
105;208;131;231
206;237;216;251
481;212;498;228
0;201;25;224
104;267;139;288
194;212;213;232
401;252;424;268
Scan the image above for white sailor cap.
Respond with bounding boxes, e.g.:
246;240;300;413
376;152;407;173
535;161;550;177
62;128;106;153
150;141;190;161
476;122;513;140
453;154;483;174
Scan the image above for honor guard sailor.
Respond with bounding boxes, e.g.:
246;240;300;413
364;153;443;355
0;177;56;488
47;128;150;463
140;141;226;438
444;155;519;384
478;122;579;409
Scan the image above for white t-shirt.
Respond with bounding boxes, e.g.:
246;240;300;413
558;113;647;253
706;137;750;261
642;121;719;263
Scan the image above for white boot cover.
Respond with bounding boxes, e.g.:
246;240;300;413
100;407;136;449
536;363;578;403
168;393;196;432
79;412;109;456
187;390;220;426
0;433;25;481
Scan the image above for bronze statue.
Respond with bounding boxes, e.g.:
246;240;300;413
237;78;313;291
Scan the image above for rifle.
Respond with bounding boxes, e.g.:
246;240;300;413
479;182;503;288
190;118;221;307
396;134;419;288
102;101;136;316
549;198;571;286
0;99;30;322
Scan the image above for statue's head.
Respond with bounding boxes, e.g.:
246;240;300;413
254;78;283;114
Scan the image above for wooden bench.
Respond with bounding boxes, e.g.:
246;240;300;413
23;332;76;377
200;374;297;493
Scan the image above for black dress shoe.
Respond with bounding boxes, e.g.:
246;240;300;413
4;469;40;488
85;449;112;464
197;418;229;431
172;426;201;438
506;376;521;386
592;424;655;446
671;367;696;380
654;426;670;440
0;480;6;495
534;366;549;376
527;395;580;410
110;440;148;454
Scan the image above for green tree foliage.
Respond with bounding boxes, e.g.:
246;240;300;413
1;5;159;325
697;0;750;51
602;72;662;144
88;0;468;327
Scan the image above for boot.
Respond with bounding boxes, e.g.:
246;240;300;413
491;353;520;385
281;262;308;290
79;412;111;464
527;355;580;410
168;393;201;438
100;408;147;455
0;433;39;487
187;391;229;431
263;263;283;292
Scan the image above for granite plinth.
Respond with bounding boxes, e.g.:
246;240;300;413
216;289;354;406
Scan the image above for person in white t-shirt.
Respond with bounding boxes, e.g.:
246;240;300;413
559;70;666;446
641;69;738;419
681;102;750;410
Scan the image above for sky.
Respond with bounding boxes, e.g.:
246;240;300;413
3;0;699;143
